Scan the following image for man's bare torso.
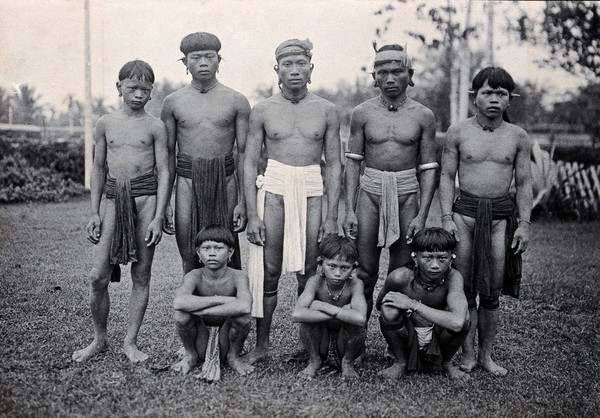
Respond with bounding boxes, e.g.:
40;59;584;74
166;85;240;156
260;94;333;166
455;118;524;198
359;98;428;171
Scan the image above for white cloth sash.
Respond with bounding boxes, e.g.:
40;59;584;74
248;159;323;317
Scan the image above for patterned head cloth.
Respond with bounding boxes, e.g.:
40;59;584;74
373;46;414;69
275;39;313;62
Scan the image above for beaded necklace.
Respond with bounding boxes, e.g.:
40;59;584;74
380;95;407;112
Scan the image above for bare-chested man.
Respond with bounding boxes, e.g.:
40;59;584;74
161;32;251;274
439;67;532;376
343;44;438;322
244;39;342;364
72;60;169;363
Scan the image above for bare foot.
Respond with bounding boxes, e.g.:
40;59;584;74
379;362;406;379
227;355;255;376
298;361;321;379
124;344;149;364
341;360;359;380
171;353;198;374
243;346;268;365
72;339;107;362
478;358;508;376
443;363;471;381
459;355;477;372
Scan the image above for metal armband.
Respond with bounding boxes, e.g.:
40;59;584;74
417;162;439;172
345;151;365;161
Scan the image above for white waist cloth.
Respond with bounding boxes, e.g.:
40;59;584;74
248;159;324;317
415;325;434;349
359;167;419;248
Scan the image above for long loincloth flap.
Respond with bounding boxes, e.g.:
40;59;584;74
453;190;522;298
105;172;157;269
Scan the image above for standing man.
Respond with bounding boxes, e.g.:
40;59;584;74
161;32;251;274
439;67;532;376
343;44;438;322
244;39;342;364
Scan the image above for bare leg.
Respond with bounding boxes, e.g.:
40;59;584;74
72;272;111;362
171;311;199;374
246;294;276;365
459;309;478;372
73;202;115;362
439;313;470;381
246;192;284;365
123;196;156;363
227;316;254;375
340;324;365;379
451;213;478;372
477;308;507;376
355;190;383;321
378;307;408;379
298;322;323;379
387;193;419;273
175;178;201;275
477;220;508;376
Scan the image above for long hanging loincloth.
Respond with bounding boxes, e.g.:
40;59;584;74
453;190;521;298
359;167;419;248
105;172;158;281
248;159;324;317
176;152;241;269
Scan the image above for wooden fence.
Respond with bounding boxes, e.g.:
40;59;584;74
553;160;600;219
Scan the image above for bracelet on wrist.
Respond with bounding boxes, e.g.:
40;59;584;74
406;300;421;317
519;219;531;225
441;213;453;219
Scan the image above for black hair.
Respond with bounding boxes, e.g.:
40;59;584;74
118;60;155;84
194;224;234;249
472;66;516;122
472;66;515;94
411;228;456;253
318;235;359;264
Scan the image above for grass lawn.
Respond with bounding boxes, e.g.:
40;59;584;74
0;196;599;417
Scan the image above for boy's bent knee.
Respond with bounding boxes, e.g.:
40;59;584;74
380;305;402;323
231;315;252;332
174;310;194;326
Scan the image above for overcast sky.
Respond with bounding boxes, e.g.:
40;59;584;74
0;0;583;112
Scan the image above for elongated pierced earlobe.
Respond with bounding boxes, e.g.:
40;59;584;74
274;65;279;71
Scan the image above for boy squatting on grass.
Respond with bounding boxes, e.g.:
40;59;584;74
72;60;170;363
292;235;367;379
376;228;471;380
172;225;254;381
